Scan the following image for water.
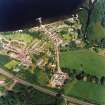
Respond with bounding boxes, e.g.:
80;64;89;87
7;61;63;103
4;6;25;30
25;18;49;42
0;0;84;31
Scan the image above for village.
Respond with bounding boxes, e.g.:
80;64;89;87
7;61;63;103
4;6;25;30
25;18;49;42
0;14;83;104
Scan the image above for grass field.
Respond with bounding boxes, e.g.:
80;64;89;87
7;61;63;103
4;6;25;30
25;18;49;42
0;54;11;67
5;32;33;43
63;80;105;104
34;70;49;85
0;54;18;70
4;60;19;70
60;49;105;76
0;75;6;80
61;49;105;104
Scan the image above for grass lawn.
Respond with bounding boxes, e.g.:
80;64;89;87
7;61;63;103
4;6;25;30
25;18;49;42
60;49;105;76
62;34;72;41
34;70;49;86
0;75;6;80
0;54;11;67
4;60;19;70
63;80;105;104
0;54;18;71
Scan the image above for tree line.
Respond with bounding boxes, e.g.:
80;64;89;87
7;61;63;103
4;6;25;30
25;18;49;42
62;67;105;85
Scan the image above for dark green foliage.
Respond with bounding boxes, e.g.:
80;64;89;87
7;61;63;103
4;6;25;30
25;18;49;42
100;76;105;85
0;55;11;67
101;17;105;27
61;67;101;85
0;84;59;105
100;38;105;48
0;91;18;105
79;0;105;42
69;41;77;49
13;84;63;105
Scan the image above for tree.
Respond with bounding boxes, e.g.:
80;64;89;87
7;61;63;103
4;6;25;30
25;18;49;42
69;41;77;49
101;16;105;27
100;38;105;48
90;75;99;84
100;76;105;85
55;93;65;105
76;71;85;80
70;69;77;80
0;91;17;105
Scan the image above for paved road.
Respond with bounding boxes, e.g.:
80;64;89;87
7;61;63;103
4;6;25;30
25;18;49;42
0;68;95;105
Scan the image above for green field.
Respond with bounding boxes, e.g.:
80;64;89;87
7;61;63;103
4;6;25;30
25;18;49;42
0;54;11;67
34;70;49;85
63;80;105;104
60;49;105;104
5;32;33;43
17;67;49;86
3;31;42;44
4;60;19;70
0;54;18;70
60;49;105;76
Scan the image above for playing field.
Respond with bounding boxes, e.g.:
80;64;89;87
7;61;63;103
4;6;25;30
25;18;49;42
63;80;105;104
60;49;105;76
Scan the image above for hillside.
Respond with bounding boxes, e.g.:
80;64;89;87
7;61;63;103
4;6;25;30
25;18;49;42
79;0;105;41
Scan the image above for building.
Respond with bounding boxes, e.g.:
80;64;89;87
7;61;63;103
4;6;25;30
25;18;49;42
50;71;69;88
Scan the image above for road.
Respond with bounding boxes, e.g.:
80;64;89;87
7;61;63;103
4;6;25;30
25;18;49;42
40;25;62;72
0;68;95;105
0;68;56;96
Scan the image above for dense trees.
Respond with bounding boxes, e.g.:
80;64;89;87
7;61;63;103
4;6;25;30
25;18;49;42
100;76;105;85
82;0;97;39
0;91;18;105
0;84;64;105
79;0;105;43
